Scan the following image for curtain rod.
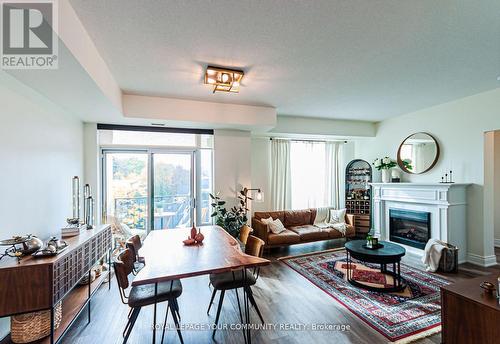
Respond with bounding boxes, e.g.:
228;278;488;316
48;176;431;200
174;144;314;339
270;137;348;144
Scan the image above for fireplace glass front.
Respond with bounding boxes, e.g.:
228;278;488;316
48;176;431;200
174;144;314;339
389;209;430;249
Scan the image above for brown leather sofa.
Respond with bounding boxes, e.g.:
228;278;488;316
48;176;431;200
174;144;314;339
251;208;355;248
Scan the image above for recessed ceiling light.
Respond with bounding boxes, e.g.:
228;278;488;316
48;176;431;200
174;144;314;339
497;75;500;81
204;66;244;93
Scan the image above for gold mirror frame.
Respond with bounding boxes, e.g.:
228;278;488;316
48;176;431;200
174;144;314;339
397;132;440;174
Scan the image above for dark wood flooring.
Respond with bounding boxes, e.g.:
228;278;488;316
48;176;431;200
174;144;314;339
60;241;500;344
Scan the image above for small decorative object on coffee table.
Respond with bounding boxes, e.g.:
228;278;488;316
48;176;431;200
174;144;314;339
364;235;381;249
345;240;406;293
365;235;373;248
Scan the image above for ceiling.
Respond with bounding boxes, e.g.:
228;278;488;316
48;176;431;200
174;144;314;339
69;0;500;121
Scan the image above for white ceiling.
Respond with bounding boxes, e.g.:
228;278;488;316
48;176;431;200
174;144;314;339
69;0;500;121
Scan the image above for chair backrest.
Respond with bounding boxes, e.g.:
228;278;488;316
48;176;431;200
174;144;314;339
126;235;142;262
245;235;265;258
113;248;135;290
239;225;253;245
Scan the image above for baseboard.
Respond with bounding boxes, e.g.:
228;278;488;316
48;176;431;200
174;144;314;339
466;252;498;267
495;239;500;248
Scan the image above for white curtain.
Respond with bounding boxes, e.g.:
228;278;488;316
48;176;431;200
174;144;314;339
325;142;342;208
271;139;292;210
290;141;343;209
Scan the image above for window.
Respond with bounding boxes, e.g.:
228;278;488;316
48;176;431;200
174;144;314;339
290;141;328;209
100;128;213;232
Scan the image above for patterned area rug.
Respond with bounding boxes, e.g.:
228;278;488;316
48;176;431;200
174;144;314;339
280;249;450;343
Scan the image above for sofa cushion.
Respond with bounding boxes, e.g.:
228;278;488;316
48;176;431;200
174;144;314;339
284;210;312;227
267;229;301;245
253;211;285;223
267;218;287;234
325;224;356;238
329;208;347;224
289;225;328;241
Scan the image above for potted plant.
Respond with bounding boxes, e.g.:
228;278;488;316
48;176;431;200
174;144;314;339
366;234;373;248
373;157;396;183
210;192;248;238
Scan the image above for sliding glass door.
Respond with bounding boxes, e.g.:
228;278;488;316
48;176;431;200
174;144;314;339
152;152;194;230
103;152;149;233
103;148;212;232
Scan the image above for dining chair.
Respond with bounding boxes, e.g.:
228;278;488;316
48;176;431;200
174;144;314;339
239;225;253;246
126;235;146;275
113;248;184;344
207;226;253;289
207;235;266;339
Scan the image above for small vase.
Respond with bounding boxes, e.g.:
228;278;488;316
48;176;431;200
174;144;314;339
194;229;204;243
190;225;197;240
382;169;391;183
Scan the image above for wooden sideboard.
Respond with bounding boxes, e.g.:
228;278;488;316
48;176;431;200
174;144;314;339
0;224;112;344
441;274;500;344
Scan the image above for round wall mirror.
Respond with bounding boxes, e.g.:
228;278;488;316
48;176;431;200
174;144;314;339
397;132;440;174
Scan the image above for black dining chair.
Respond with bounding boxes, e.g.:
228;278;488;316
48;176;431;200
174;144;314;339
113;248;184;344
207;235;266;339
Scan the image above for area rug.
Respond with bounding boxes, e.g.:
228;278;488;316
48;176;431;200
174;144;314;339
280;249;450;343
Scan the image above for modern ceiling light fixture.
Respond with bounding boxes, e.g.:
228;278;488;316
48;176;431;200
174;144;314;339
204;66;244;93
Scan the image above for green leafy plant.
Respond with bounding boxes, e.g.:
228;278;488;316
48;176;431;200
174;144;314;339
210;192;248;238
372;157;397;171
402;159;413;171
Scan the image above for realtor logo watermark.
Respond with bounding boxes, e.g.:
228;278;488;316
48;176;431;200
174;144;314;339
1;0;58;69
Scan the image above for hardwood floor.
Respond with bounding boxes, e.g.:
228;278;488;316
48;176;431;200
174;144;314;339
61;241;500;344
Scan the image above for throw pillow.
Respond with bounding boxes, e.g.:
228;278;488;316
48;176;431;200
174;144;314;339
268;218;286;234
261;216;273;232
329;208;347;224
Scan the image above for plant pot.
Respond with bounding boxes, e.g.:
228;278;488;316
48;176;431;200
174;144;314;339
382;169;392;183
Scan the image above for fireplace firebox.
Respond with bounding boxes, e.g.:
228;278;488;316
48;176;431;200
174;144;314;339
389;209;430;249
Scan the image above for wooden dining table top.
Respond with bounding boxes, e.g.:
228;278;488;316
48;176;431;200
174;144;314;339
131;225;270;286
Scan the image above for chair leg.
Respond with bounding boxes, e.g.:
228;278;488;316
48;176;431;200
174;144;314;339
160;302;170;344
234;289;244;324
169;302;184;344
123;307;141;344
123;307;139;337
207;288;217;314
173;298;181;320
235;288;247;343
212;290;225;339
245;286;264;324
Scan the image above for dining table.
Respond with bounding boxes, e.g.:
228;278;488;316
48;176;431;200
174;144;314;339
132;225;270;344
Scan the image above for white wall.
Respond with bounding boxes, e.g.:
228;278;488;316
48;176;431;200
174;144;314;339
495;131;500;246
251;138;272;212
124;95;277;131
486;130;500;248
0;72;83;338
269;115;376;138
83;123;101;224
213;130;252;210
354;88;500;266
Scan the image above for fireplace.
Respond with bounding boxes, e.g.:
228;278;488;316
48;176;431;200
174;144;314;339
389;209;430;249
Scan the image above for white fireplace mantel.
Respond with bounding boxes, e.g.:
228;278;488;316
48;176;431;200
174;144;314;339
370;183;470;264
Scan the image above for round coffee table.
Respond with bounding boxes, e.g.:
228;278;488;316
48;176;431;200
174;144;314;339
345;240;407;293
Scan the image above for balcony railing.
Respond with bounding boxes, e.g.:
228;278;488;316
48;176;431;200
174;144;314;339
112;193;210;230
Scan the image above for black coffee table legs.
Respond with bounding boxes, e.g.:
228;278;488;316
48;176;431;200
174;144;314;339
346;252;407;293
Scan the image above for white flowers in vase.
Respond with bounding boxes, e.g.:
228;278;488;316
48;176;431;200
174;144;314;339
372;157;396;171
373;157;397;183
